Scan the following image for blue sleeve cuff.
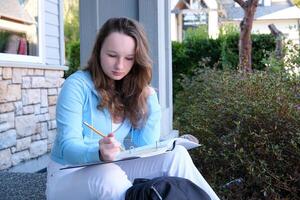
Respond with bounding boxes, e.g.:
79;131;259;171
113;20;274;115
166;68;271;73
86;145;101;163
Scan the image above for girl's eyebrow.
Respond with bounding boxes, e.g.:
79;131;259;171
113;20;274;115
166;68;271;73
106;50;117;54
106;50;135;57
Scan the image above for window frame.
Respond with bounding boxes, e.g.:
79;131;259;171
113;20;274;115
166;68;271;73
0;0;45;65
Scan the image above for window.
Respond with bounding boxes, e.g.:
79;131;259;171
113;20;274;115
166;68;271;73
0;0;44;64
183;13;208;27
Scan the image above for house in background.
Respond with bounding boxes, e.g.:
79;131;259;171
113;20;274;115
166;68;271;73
171;0;219;41
171;0;300;43
0;0;66;172
222;0;300;44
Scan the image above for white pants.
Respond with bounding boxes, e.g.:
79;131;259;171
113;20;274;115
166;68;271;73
46;145;220;200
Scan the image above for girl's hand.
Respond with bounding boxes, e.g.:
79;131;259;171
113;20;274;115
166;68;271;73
99;133;121;161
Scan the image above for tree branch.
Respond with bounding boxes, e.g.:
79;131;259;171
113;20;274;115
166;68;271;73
234;0;246;9
248;0;259;8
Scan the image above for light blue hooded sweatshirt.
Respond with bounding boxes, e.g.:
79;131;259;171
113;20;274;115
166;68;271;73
50;70;161;165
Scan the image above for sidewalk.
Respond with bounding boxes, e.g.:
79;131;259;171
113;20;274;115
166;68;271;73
0;171;46;200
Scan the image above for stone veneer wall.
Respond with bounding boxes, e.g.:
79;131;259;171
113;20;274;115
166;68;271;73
0;66;64;171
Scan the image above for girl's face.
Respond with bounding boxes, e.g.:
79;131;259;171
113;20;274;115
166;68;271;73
100;32;136;80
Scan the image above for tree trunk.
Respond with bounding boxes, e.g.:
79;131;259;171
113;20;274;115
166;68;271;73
268;24;284;59
234;0;259;73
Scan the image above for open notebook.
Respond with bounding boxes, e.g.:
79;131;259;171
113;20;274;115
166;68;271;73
60;137;200;170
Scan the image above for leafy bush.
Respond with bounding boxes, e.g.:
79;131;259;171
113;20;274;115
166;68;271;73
65;40;80;78
252;34;276;70
64;0;80;78
184;25;209;42
293;0;300;7
283;41;300;77
218;33;276;70
172;29;276;93
0;31;10;52
185;37;222;70
219;33;239;70
174;68;300;199
172;41;192;95
263;40;300;77
64;1;79;43
172;32;276;99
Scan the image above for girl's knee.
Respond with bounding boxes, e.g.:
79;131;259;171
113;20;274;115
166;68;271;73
165;145;195;168
172;145;191;160
85;164;132;199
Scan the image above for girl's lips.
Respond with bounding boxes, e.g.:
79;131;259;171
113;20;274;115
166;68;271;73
112;71;123;76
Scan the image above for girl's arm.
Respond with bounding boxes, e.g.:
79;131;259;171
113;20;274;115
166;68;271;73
55;76;100;164
130;87;161;147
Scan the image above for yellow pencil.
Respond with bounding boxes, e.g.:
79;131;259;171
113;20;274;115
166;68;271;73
83;121;124;151
83;121;106;137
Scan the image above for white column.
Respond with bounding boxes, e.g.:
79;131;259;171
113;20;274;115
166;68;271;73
177;13;183;42
208;10;219;39
264;0;271;6
205;0;219;39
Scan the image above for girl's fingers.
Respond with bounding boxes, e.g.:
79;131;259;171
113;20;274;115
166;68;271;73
98;133;121;161
101;133;116;144
107;132;114;137
100;137;121;150
102;142;120;150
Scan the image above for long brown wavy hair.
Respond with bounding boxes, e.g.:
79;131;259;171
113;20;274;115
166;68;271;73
85;17;152;128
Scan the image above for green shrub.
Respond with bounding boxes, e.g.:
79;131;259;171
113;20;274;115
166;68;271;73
184;25;209;42
252;34;276;70
219;33;239;70
185;37;222;70
174;68;300;199
0;31;10;52
183;24;221;72
172;41;192;95
218;33;276;71
261;39;300;78
172;30;276;86
65;40;80;78
172;32;276;98
283;41;300;77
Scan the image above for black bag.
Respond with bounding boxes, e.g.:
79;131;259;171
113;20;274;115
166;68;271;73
125;176;211;200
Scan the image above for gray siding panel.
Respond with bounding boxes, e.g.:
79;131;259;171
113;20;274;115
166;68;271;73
97;0;138;26
45;12;59;26
45;1;58;15
46;58;61;65
44;0;62;66
45;24;59;36
79;0;98;67
45;36;59;48
46;47;60;59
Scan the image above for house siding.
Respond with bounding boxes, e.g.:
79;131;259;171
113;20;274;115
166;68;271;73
45;0;63;66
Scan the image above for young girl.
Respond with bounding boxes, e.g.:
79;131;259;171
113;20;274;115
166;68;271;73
46;17;219;200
